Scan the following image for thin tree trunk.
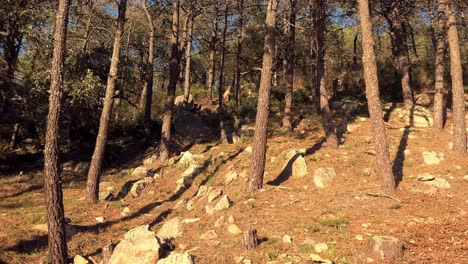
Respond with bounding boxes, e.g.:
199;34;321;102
183;4;195;103
235;0;244;106
316;0;338;148
43;0;70;262
282;0;296;132
208;16;218;102
358;0;396;193
245;0;278;192
9;123;19;150
86;0;127;203
427;0;437;52
433;0;447;130
388;4;414;109
159;0;180;161
309;1;319;111
446;0;467;155
218;3;228;143
141;0;155;134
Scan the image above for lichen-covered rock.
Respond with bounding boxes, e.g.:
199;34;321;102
108;225;161;264
156;217;183;241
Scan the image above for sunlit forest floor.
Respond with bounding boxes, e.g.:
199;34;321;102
0;101;467;264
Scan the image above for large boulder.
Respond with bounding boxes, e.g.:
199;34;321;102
370;236;404;261
415;93;432;107
281;149;308;179
422;151;444;165
156;217;183;241
313;168;336;188
157;252;194;264
173;111;212;140
108;225;161;264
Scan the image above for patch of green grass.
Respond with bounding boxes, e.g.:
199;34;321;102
261;237;281;261
298;244;313;253
320;218;348;229
305;223;321;233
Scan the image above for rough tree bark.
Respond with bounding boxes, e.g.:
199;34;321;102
139;0;155;134
207;15;218;102
159;0;180;161
43;0;71;262
245;0;278;192
218;3;228;143
282;0;296;132
446;0;467;155
358;0;396;193
235;0;244;106
433;0;447;130
86;0;127;203
316;0;338;148
387;1;414;109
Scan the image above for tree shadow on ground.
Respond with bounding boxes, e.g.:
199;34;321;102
383;101;397;122
267;137;326;186
4;147;243;255
393;107;413;187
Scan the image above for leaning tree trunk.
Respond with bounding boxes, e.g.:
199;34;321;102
159;0;180;162
282;0;296;132
358;0;396;193
183;9;195;103
446;0;467;155
433;0;447;130
235;0;244;106
316;0;338;148
245;0;278;192
86;0;127;203
43;0;70;262
218;4;228;143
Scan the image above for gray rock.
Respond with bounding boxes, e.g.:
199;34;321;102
225;171;239;185
132;166;148;177
156;217;183;241
415;93;432;107
424;177;450;189
157;252;194;264
422;151;444;165
74;162;90;176
201;230;218;240
214;195;231;211
227;224;242;235
109;225;161;264
208;189;222;202
130;180;149;198
417;173;435;181
370;236;404;261
313;168;336;188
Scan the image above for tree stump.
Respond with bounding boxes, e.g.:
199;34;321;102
102;243;113;264
242;229;258;249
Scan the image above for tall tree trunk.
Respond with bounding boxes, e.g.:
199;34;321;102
358;0;396;193
184;2;195;103
86;0;127;203
433;0;447;130
43;0;70;262
388;3;414;109
427;0;437;52
235;0;244;106
159;0;180;161
309;1;319;111
245;0;278;192
141;0;155;134
282;0;296;132
207;16;218;102
316;0;338;148
446;0;467;155
218;3;228;143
